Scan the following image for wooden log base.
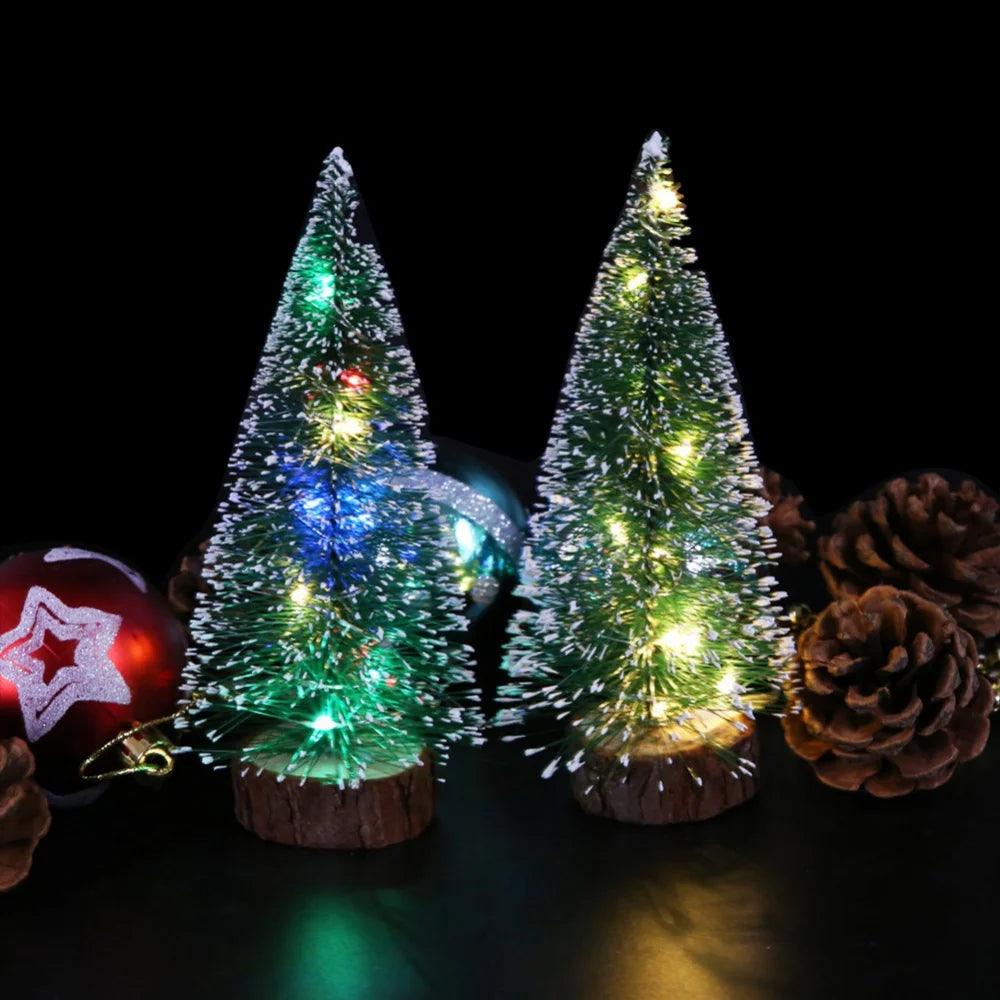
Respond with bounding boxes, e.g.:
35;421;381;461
569;712;758;825
231;748;435;849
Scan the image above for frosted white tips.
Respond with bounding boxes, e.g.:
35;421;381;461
641;131;666;163
324;146;354;180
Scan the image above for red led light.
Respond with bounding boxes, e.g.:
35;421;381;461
339;368;371;390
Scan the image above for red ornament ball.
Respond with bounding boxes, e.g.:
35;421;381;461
0;548;186;792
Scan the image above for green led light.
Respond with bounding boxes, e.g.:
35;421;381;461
306;273;336;306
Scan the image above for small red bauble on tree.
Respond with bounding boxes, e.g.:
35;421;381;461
0;548;186;793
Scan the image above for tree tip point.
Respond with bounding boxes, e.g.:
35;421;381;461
640;131;669;163
323;146;354;180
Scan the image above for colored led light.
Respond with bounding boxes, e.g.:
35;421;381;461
330;415;367;438
608;519;629;546
649;182;679;213
657;625;702;656
339;368;371;390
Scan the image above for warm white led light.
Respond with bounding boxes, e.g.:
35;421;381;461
657;625;702;656
717;670;740;696
669;438;695;464
625;269;648;292
330;415;367;438
608;519;629;546
650;182;679;213
649;697;672;720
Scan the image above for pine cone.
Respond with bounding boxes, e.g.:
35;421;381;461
819;474;1000;644
167;538;211;622
1;737;51;891
761;468;816;568
783;586;992;797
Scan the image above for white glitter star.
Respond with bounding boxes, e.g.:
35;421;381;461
0;586;129;741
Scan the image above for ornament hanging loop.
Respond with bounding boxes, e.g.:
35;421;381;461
79;704;190;783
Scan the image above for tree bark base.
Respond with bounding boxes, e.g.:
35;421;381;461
569;715;758;824
231;749;435;849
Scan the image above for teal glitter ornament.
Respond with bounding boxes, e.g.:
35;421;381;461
397;446;525;615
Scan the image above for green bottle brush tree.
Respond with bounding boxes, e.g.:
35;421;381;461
499;133;792;824
180;148;482;848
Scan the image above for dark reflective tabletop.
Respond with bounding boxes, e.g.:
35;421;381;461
5;715;998;999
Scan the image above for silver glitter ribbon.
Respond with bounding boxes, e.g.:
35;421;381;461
392;470;523;561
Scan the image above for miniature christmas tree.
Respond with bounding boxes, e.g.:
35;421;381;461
500;133;792;824
182;148;480;848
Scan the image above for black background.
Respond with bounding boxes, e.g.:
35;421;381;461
3;91;996;578
3;73;998;1000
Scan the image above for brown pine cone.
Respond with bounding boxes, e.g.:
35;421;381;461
783;586;992;797
761;468;816;568
819;474;1000;644
167;538;211;622
1;737;51;891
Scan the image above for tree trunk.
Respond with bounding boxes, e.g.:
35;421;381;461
231;749;434;849
569;716;758;824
